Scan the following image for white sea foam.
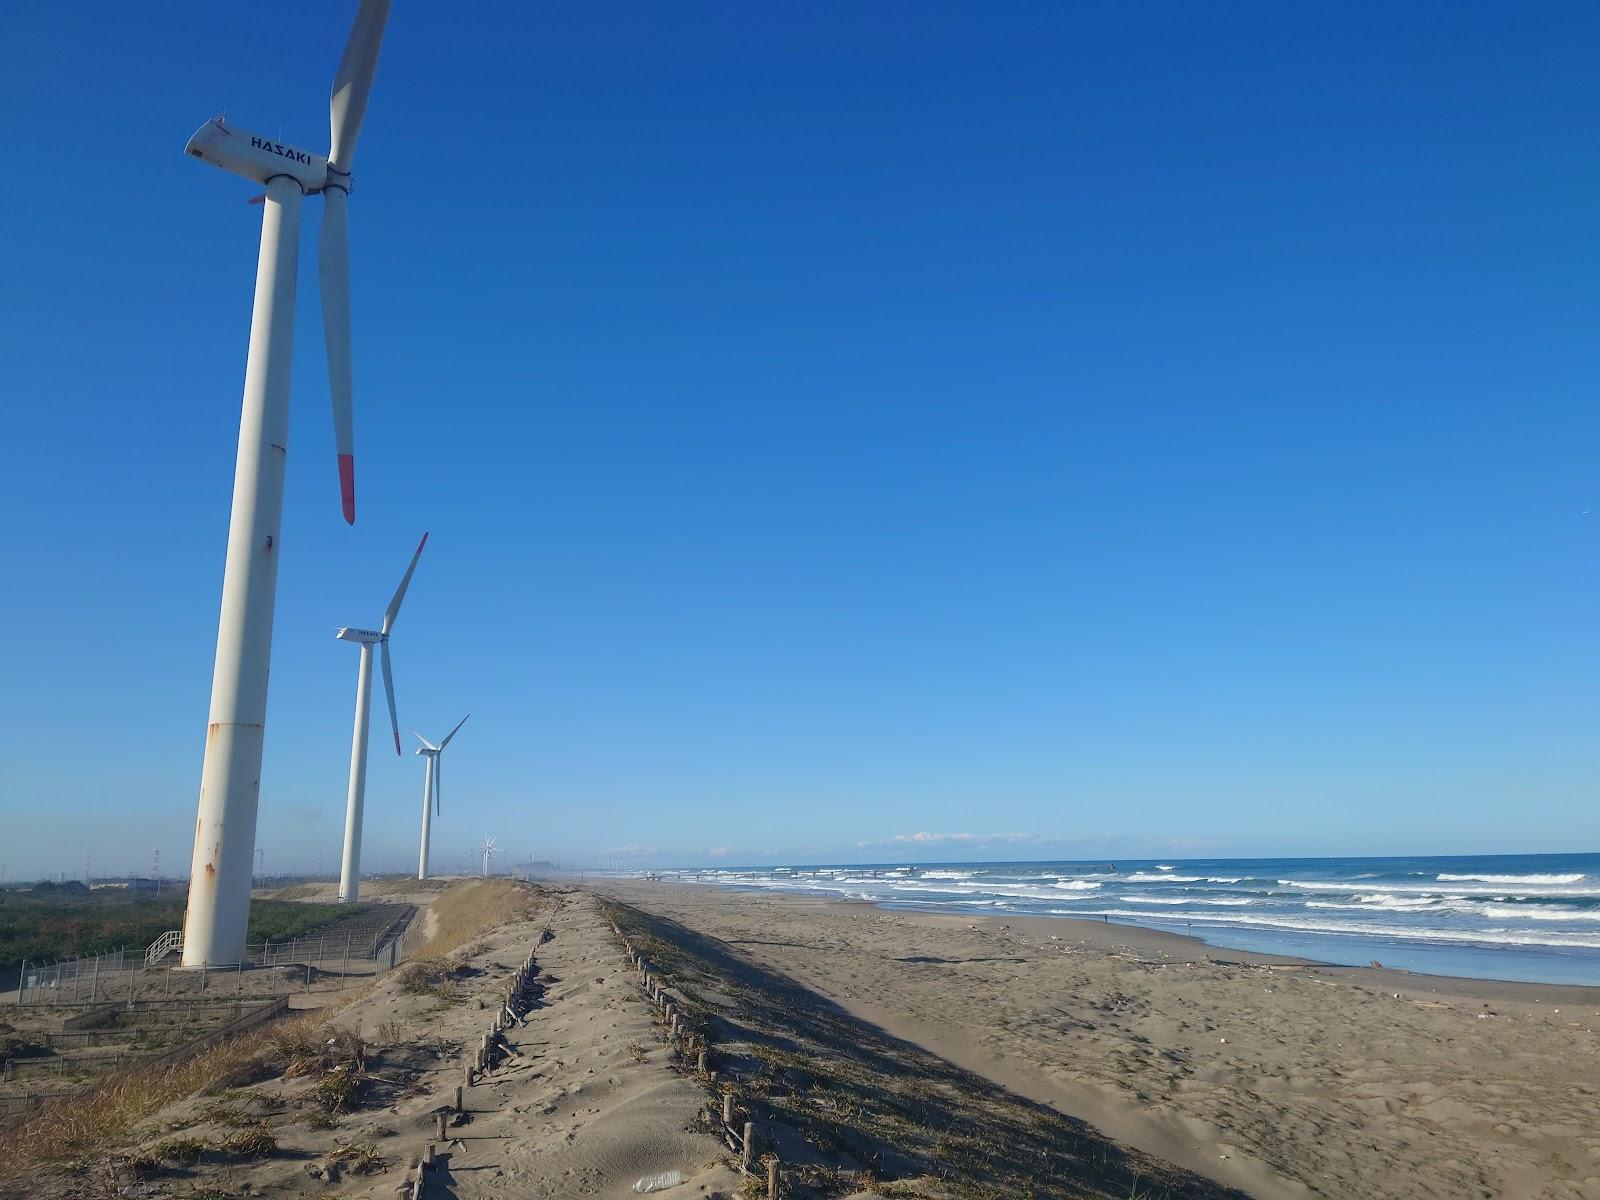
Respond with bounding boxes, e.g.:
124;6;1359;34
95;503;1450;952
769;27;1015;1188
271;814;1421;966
1125;873;1204;883
1118;896;1187;905
1156;865;1176;871
1280;878;1600;897
1355;893;1449;910
884;880;1100;903
1036;876;1113;889
1437;873;1586;886
1307;896;1473;913
1047;909;1600;950
1119;895;1254;906
1477;903;1597;922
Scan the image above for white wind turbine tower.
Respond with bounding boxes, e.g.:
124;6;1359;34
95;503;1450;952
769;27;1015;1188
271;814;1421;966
414;715;470;880
337;535;428;902
179;0;393;968
480;836;501;877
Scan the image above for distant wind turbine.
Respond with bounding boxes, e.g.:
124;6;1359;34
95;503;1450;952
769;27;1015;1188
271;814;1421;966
480;836;501;877
180;0;395;968
414;715;470;880
337;534;428;903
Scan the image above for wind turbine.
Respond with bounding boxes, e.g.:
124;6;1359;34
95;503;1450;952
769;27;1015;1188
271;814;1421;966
414;715;470;880
179;1;394;968
337;534;428;903
480;836;501;877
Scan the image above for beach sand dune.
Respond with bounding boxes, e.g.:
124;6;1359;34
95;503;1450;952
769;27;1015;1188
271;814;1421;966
423;889;741;1197
4;884;742;1200
601;881;1600;1200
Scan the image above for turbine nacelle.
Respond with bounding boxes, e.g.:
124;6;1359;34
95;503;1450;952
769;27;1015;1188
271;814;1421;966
335;627;385;644
186;118;331;194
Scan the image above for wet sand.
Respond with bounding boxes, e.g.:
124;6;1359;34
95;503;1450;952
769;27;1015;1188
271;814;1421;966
599;879;1600;1200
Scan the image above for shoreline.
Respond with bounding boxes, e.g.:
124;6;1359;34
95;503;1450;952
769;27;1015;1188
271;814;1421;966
598;878;1600;1199
853;899;1600;1006
613;874;1600;991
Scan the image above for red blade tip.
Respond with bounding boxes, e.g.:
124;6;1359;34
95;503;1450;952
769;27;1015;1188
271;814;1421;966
394;731;402;756
338;454;356;525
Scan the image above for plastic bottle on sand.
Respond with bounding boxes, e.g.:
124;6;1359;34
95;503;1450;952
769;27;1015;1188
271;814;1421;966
634;1170;684;1193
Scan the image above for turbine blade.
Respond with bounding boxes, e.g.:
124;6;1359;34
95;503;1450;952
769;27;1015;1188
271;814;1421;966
328;0;392;173
382;532;428;634
439;713;471;749
380;638;400;755
412;730;438;752
319;187;355;523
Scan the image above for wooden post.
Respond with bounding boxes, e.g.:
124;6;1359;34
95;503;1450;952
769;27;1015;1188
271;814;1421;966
463;1063;473;1090
742;1122;755;1172
423;1142;436;1166
767;1157;779;1198
435;1112;447;1140
454;1083;464;1109
697;1048;707;1073
722;1092;733;1125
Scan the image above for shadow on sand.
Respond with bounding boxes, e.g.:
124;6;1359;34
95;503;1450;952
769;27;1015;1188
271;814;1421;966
606;901;1248;1200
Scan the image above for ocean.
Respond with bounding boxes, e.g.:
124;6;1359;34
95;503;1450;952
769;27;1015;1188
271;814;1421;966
686;852;1600;985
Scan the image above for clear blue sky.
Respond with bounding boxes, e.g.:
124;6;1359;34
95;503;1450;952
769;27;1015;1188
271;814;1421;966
0;2;1595;880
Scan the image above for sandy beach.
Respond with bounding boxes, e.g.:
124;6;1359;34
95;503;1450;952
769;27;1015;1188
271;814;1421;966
9;877;1597;1199
599;879;1600;1200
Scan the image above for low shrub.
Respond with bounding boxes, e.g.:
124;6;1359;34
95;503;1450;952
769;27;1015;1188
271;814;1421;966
328;1139;384;1174
397;958;461;1003
311;1065;362;1113
147;1136;205;1166
218;1123;277;1159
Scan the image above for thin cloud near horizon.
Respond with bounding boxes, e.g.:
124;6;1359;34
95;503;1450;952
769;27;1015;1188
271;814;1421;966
858;832;1045;849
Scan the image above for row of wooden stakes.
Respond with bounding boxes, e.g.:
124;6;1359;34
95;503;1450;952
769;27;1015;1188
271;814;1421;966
398;944;541;1199
611;921;784;1199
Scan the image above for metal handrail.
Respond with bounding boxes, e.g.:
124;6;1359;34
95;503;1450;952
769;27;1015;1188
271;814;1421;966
145;930;183;966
